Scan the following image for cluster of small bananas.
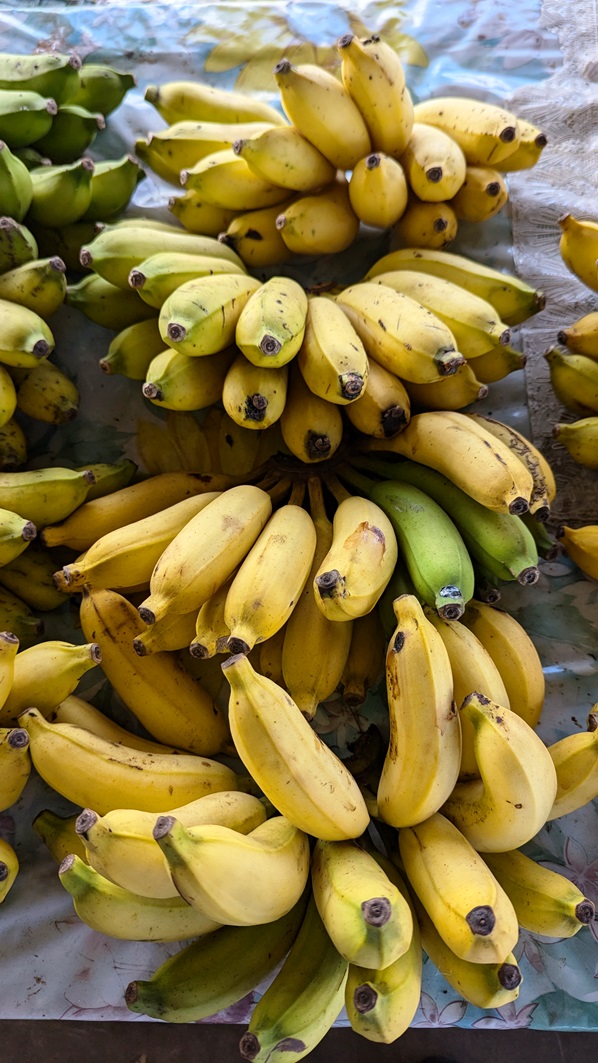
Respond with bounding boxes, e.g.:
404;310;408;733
138;36;547;264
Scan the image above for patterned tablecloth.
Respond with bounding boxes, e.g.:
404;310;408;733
0;0;597;1032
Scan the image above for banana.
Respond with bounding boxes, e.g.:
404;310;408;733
54;492;221;594
32;808;88;864
0;586;43;648
168;190;239;238
27;157;96;227
545;707;598;819
0;216;39;273
159;273;262;358
130;251;246;309
312;488;398;622
144;80;286;127
348;153;409;228
30;218;98;272
337;34;413;158
369;269;510;357
124;893;307;1023
553;417;598;469
235;275;308;369
339;608;384;707
335;281;465;383
483;849;595;938
399;122;467;201
76;458;137;501
189;572;235;659
11;146;51;169
181;148;290;211
79;224;245;288
558;213;598;293
66;273;156;331
344;357;410;438
281;477;353;720
153;813;310;926
143;346;235;412
233;125;336;192
364;246;545;326
471;342;527;383
33;104;105;165
311;837;413;969
79;154;146;222
69;63;136;114
0;629;19;711
492;118;547;172
222;352;288;430
134;610;203;656
0;542;67;611
41;470;230;551
0;640;101;725
273;58;371;171
58;852;220;942
0;296;54;369
391;196;458;249
275;177;360;256
465;412;556;520
0;836;18;903
441;692;558;851
137;119;277;185
19;706;238;815
413;890;522;1009
0;255;66;318
0;51;81;104
404;362;487;410
544;346;598;415
0;726;30;811
0;90;57;147
412;97;520;166
0;465;94;527
557;523;598;581
451;165;509;223
14;359;79;424
75;790;268;898
368;478;475;619
136;410;213;477
297;295;369;407
49;695;183;754
223;652;370;840
0;505;36;566
558;311;598;359
239;890;348;1062
366;410;534;515
98;317;165;379
0;139;33;220
375;458;540;586
223;503;317;655
520;511;559;562
280;362;344;464
79;587;229;756
398;811;519;962
218;200;293;268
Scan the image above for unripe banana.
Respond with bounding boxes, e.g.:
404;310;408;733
280;363;344;464
558;213;598;293
0;256;67;318
144;79;286;127
344;357;410;438
235;275;308;369
79;154;146;221
181;147;290;211
233;125;336;192
412;97;520;165
79;459;137;501
0;52;82;104
0;90;57;147
337;34;414;158
0;465;94;527
400;122;467;201
27;157;95;227
391;195;458;249
275;177;360;256
159;273;262;357
348;153;409;228
451;165;509;223
0;139;33;220
33;104;105;165
218;200;293;268
0;297;54;369
0;639;101;725
553;417;598;469
0;216;39;273
168;190;239;237
544;346;598;415
222;352;288;429
557;523;598;581
65;272;156;331
14;359;79;424
99;317;165;380
142;346;235;412
69;62;136;115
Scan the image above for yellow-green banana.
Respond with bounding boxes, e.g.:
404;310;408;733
129;250;246;309
69;62;135;115
143;346;234;412
0;90;57;147
14;359;79;424
0;296;54;369
337;34;413;158
33;104;105;165
0;51;82;104
99;317;165;380
79;153;145;221
159;272;262;357
27;157;95;227
0;542;68;611
483;848;595;938
0;139;33;220
0;504;37;567
0;465;94;526
0;255;67;318
0;216;39;273
348;152;409;228
65;273;157;332
0;639;101;725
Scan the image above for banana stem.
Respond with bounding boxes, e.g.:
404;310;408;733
347;456;405;480
306;475;332;534
288;480;306;507
324;472;354;505
333;465;375;497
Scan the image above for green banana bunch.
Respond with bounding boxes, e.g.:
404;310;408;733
66;272;156;331
79;154;145;221
0;140;33;220
32;104;105;164
0;52;82;104
0;216;38;272
483;849;595;938
0;256;67;318
69;63;136;115
27;157;95;227
0;90;58;148
0;465;94;526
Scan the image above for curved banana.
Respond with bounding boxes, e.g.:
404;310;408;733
101;317;174;380
404;362;487;411
399;122;467;201
344;357;410;438
0;215;38;274
159;273;262;358
0;51;81;103
75;790;268;899
451;165;509;223
473;342;527;384
441;692;558;851
0;836;18;903
189;572;235;660
49;695;184;754
466;412;556;520
398;811;519;962
0;640;101;725
0;726;30;811
235;275;308;369
335;281;464;383
546;706;598;821
412;97;520;166
65;273;157;332
27;157;96;227
0;296;54;369
80;153;145;222
492;118;547;172
0;465;94;527
0;89;57;147
144;80;286;127
0;255;66;318
0;139;33;221
483;849;595;938
0;587;42;649
544;346;598;416
0;504;36;567
553;417;598;469
233;125;336;192
280;362;344;464
33;104;105;165
180;148;290;211
558;213;598;293
558;311;598;359
391;196;458;250
275;178;360;256
132;609;199;656
0;365;17;427
14;359;79;424
135;119;276;185
348;152;409;229
297;295;369;405
0;629;19;711
218;199;294;268
59;851;221;942
32;808;88;864
19;706;239;815
337;34;413;158
222;652;370;840
169;190;239;238
129;250;246;309
142;347;234;412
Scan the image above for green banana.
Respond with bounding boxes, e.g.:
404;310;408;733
79;154;145;221
0;52;82;104
32;104;105;164
28;219;98;273
0;541;68;611
98;317;166;380
0;139;33;220
0;90;57;147
27;157;95;227
0;297;54;368
66;272;157;331
69;63;136;115
74;459;137;501
0;505;37;566
0;216;38;272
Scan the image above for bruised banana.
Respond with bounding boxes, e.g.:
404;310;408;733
297;295;369;405
482;848;595;938
235;274;308;369
465;412;556;520
0;255;66;318
545;707;598;820
337;34;413;158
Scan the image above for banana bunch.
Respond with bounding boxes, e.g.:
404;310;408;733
552;315;598;467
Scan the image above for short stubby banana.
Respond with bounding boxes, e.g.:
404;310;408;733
337;34;414;158
222;354;288;430
235;275;308;369
553;417;598;469
412;97;520;166
275;178;360;256
451;165;509;223
180;148;291;211
279;362;344;463
297;295;369;405
558;213;598;294
492;118;547;172
348;152;409;229
344;356;410;438
482;849;595;939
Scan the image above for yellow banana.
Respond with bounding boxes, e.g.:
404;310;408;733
79;587;229;756
553;417;598;469
233;124;336;192
189;572;235;660
0;725;30;810
557;311;598;359
472;342;527;383
168;190;239;237
218;200;293;268
181;148;290;211
99;317;176;380
545;707;598;820
404;362;487;410
544;346;598;415
159;273;262;357
0;836;18;903
223;652;370;840
297;294;369;404
135;119;277;185
451;165;509;223
19;706;239;815
280;362;344;463
32;808;88;864
216;411;266;476
348;152;409;228
392;196;458;250
0;505;36;566
14;359;79;424
275;177;360;256
492;118;547;172
344;356;410;438
0;296;54;369
142;346;234;412
144;79;286;127
412;97;520;165
0;255;66;318
49;695;183;754
399;121;467;201
557;523;598;580
131;608;199;657
0;629;19;712
483;849;595;938
339;607;385;708
558;213;598;293
465;412;556;520
235;274;308;369
76;791;268;899
399;811;519;962
65;273;157;332
129;250;246;309
0;639;101;725
337;34;414;158
256;624;287;687
222;352;288;430
441;692;558;851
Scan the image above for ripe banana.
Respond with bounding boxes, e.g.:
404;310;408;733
76;790;268;899
125;893;307;1022
466;412;556;520
492;118;547;172
274;58;371;170
14;359;79;424
544;346;598;415
189;572;235;660
0;640;101;725
364;246;545;325
442;691;558;851
0;836;18;903
545;707;598;819
233;124;336;192
348;152;409;228
58;852;221;942
153;813;310;925
557;524;598;580
339;607;385;707
145;79;286;127
159;273;262;358
33;808;87;864
0;586;42;648
0;296;54;369
558;311;598;359
399;122;467;201
223;652;370;840
451;165;509;223
143;346;235;412
129;250;246;309
19;706;239;815
80;586;230;755
0;629;19;711
0;726;30;811
169;190;239;238
181;148;290;211
280;362;344;463
312;490;398;622
235;274;308;369
98;317;165;380
392;196;458;250
483;849;595;938
473;342;527;383
412;96;520;165
136;119;276;185
0;51;82;104
558;213;598;293
335;281;465;383
344;356;410;438
297;295;369;405
133;609;199;656
0;139;33;221
0;371;18;429
66;273;156;332
553;417;598;469
218;200;293;268
222;352;288;429
337;34;414;158
398;811;519;962
275;177;360;256
49;695;183;754
404;361;487;411
0;505;36;567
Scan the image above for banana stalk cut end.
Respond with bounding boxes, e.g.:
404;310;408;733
381;406;409;436
575;899;595;925
153;814;176;841
75;808;98;836
465;904;496;936
361;896;392;927
498;962;522;991
516;565;540;586
352;983;378;1014
8;728;29;750
239;1033;261;1061
21;521;37;541
0;862;9;882
315;568;343;599
507;497;530;516
138;605;156;626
